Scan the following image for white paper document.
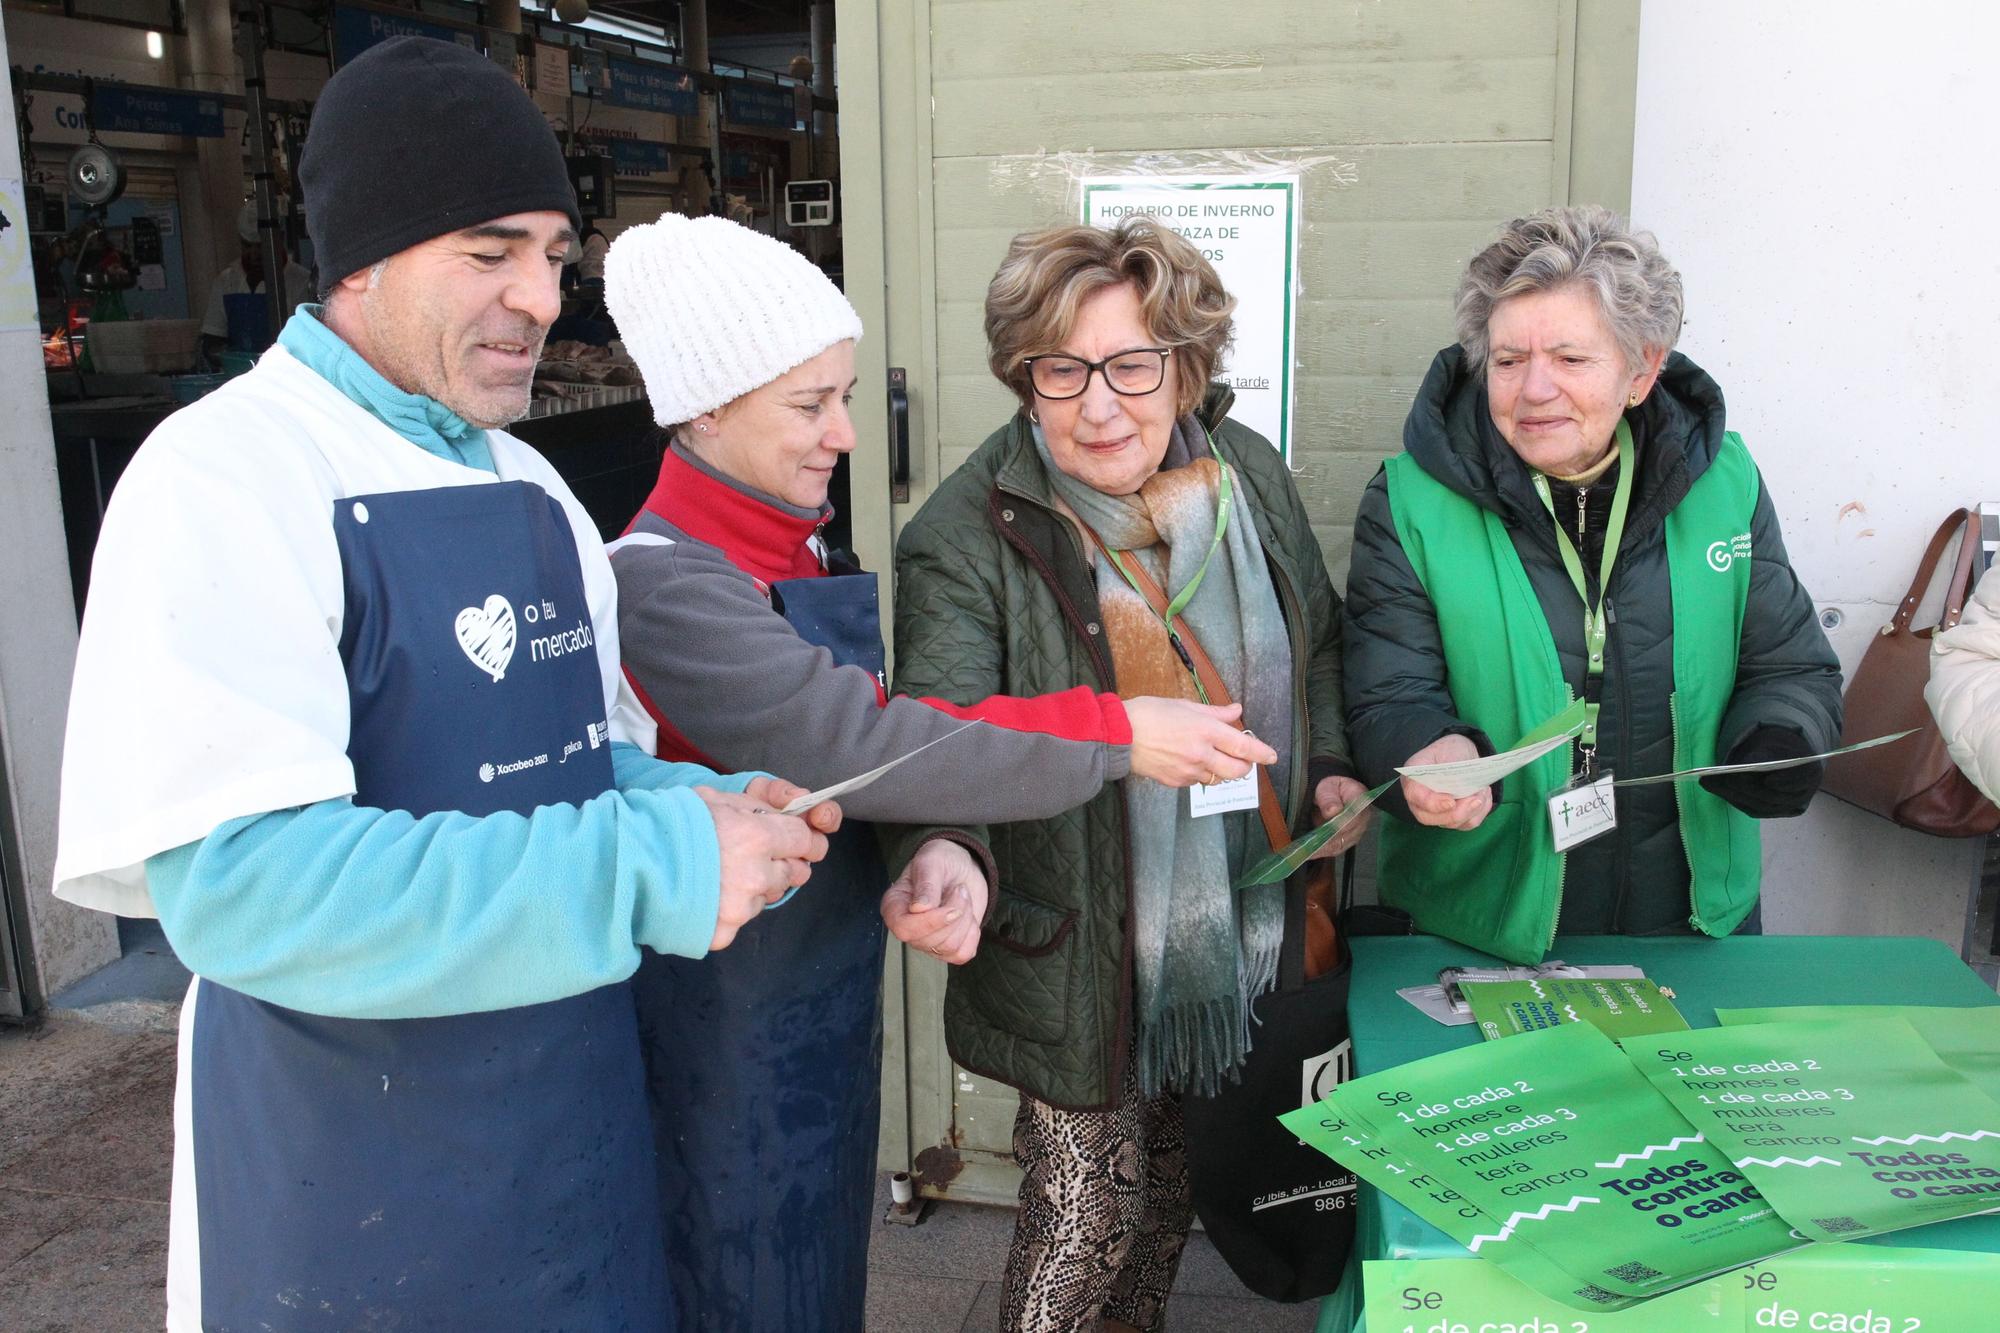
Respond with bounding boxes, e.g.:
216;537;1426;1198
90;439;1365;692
1396;727;1582;799
1609;728;1916;788
778;720;982;814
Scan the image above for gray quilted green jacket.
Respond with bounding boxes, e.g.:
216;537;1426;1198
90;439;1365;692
886;387;1352;1110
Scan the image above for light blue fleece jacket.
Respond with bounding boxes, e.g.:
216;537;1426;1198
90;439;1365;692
146;308;754;1020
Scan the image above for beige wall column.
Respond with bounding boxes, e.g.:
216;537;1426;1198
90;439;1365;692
0;24;119;1007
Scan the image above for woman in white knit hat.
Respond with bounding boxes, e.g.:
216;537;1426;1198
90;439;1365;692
605;216;1276;1331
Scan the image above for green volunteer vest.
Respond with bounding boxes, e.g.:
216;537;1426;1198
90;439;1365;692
1379;433;1765;963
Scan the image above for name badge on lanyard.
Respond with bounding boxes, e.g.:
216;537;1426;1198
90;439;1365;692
1532;419;1635;853
1190;771;1260;817
1548;768;1617;852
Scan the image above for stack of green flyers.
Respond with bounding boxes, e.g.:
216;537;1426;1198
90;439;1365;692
1635;1014;2000;1244
1363;1247;2000;1331
1462;976;1690;1043
1280;1022;1799;1310
1716;1004;2000;1102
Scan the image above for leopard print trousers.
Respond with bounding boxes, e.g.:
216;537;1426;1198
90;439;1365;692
999;1074;1192;1332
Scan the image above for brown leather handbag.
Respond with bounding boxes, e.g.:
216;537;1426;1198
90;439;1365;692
1821;508;2000;837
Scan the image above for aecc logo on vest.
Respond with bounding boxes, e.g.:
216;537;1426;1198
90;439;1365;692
1706;533;1753;572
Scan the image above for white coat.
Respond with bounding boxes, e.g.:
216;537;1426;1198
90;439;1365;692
1927;563;2000;804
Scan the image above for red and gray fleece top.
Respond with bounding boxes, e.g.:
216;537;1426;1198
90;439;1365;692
611;445;1132;826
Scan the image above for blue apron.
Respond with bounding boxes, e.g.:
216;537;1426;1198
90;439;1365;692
189;481;667;1329
632;564;889;1333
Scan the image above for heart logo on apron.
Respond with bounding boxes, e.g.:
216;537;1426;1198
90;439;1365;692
455;594;517;682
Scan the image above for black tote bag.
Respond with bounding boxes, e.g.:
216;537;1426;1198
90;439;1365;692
1180;856;1359;1303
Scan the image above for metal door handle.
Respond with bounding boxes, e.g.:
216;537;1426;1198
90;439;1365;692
888;366;910;503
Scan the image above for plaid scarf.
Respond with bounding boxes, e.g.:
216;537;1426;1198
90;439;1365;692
1034;420;1293;1096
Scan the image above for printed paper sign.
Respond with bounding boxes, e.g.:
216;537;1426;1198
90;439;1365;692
1634;1017;2000;1243
1081;176;1300;459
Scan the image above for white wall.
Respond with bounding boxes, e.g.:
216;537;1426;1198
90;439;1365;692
1631;2;1999;945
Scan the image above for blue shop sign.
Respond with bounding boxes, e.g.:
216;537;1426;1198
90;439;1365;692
722;81;795;131
89;86;223;138
332;3;480;67
606;140;672;177
606;58;697;116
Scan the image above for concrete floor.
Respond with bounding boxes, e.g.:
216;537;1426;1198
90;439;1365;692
0;1013;1321;1332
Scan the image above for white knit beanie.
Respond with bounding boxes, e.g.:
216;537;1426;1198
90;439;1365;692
606;215;864;425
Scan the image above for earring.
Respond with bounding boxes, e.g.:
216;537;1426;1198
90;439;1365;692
696;423;710;433
1628;392;1640;407
1027;407;1041;425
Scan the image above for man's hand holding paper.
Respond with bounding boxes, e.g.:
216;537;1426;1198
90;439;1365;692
699;779;840;952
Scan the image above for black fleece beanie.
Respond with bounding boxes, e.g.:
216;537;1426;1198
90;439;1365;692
300;37;582;287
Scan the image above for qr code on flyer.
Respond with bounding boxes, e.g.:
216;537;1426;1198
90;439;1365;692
1604;1260;1665;1283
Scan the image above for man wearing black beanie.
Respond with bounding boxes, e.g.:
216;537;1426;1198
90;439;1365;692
52;35;838;1331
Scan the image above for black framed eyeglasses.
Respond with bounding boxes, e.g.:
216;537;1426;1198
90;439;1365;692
1021;347;1172;401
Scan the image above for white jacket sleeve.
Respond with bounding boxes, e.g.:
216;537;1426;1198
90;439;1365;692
1927;564;2000;804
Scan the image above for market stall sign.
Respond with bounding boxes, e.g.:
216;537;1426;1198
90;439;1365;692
597;140;672;178
722;81;795;131
606;58;697;116
331;4;479;67
88;85;223;138
1082;175;1300;460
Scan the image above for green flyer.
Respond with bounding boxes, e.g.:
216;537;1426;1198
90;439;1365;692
1717;1004;2000;1103
1362;1256;1737;1330
1464;978;1690;1044
1286;1024;1797;1307
1634;1017;2000;1243
1730;1244;2000;1331
1362;1247;2000;1331
1284;1092;1616;1308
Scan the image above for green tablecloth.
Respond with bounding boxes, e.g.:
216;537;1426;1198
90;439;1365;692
1316;934;2000;1332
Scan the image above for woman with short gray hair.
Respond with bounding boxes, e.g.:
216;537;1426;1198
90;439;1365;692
1342;205;1842;962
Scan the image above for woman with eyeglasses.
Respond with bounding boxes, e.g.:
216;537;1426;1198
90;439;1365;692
885;217;1369;1332
602;215;1276;1333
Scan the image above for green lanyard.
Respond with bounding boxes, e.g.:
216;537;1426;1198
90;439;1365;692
1099;460;1235;705
1530;419;1634;767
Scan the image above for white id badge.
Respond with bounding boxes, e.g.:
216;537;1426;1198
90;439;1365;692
1190;772;1260;817
1547;769;1617;852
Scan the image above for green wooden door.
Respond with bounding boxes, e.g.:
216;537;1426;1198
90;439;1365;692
839;0;1639;1205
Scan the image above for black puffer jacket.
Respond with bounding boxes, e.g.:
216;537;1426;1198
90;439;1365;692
1343;348;1842;935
